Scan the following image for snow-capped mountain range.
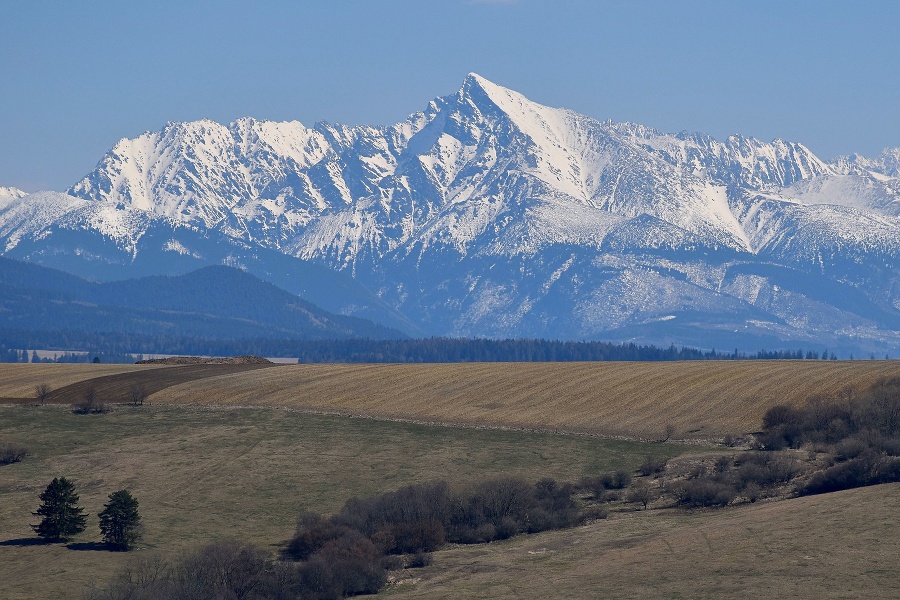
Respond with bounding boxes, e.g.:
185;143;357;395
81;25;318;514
3;74;900;354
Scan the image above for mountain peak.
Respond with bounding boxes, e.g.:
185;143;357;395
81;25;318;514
458;72;533;114
462;72;499;92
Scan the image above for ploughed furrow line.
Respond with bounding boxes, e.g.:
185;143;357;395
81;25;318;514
0;364;162;399
1;363;282;405
149;361;900;439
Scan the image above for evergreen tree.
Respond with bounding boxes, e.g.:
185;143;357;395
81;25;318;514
32;477;87;541
98;490;142;550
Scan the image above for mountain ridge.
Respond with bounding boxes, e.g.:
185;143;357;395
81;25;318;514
3;73;899;354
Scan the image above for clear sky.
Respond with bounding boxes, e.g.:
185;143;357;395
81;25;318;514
3;0;899;192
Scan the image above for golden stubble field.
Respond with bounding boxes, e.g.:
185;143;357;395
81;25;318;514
148;360;900;440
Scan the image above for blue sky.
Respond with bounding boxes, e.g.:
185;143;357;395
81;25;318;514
2;0;899;191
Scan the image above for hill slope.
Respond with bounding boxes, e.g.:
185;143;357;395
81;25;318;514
145;360;900;440
0;257;405;350
386;483;900;599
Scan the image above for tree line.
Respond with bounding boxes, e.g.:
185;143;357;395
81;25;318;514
0;335;871;364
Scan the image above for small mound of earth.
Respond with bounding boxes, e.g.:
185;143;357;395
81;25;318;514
136;356;273;365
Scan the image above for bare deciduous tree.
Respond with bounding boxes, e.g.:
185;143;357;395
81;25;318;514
661;423;676;443
35;383;51;405
129;383;148;406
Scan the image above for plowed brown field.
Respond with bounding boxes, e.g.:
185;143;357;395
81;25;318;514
148;361;900;439
0;363;280;404
0;363;161;399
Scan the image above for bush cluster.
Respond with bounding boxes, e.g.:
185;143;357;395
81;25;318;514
72;387;110;414
759;378;900;451
757;378;900;496
665;452;802;508
87;541;292;600
578;470;632;500
289;477;581;563
799;451;900;496
638;455;669;476
87;538;389;600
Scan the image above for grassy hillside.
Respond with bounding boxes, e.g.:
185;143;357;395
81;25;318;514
0;403;681;600
383;483;900;599
150;361;900;439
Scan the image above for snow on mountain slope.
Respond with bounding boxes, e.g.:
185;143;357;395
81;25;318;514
0;73;896;353
0;187;27;200
0;191;183;258
780;159;900;216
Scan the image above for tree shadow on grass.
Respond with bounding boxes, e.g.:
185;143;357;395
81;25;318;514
66;541;109;551
0;537;51;547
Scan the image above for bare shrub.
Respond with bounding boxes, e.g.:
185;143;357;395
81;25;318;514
660;423;676;442
638;454;668;476
580;505;609;521
742;482;762;503
407;552;432;568
298;530;386;598
855;378;900;437
579;469;632;499
625;479;654;510
0;442;28;465
85;541;304;600
595;470;631;489
72;386;109;414
382;555;404;571
760;404;804;448
734;452;801;489
668;478;736;508
179;540;271;599
577;476;608;500
714;455;732;473
762;404;802;430
334;481;451;554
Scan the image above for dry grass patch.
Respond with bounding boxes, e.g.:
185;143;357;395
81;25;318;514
151;361;900;440
0;403;683;600
383;483;900;599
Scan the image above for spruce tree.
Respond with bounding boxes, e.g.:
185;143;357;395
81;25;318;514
98;490;142;550
32;477;87;541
